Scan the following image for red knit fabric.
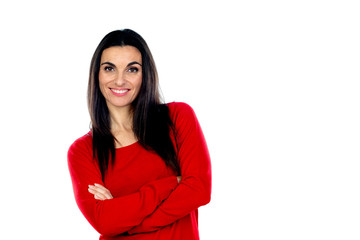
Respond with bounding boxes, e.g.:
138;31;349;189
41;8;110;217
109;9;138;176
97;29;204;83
67;102;211;239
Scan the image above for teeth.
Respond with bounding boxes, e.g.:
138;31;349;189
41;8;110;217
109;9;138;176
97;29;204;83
111;89;129;94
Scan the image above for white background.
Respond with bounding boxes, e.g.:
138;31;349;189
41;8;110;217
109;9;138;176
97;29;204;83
1;1;359;239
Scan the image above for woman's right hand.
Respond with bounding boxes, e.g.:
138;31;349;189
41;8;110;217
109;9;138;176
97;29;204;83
177;176;182;183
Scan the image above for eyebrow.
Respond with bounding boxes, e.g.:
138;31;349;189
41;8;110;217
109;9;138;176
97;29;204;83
100;61;142;67
128;61;142;67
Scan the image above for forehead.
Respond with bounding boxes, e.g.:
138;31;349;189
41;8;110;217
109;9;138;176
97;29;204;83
100;46;142;63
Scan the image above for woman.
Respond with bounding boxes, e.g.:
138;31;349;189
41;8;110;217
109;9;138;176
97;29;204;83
67;29;211;240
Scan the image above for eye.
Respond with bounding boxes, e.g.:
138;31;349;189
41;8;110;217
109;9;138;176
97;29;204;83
127;67;139;73
104;66;115;72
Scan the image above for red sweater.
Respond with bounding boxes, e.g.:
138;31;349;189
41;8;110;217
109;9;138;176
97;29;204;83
67;102;212;239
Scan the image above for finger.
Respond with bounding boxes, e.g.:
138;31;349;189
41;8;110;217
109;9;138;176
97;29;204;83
89;185;113;199
89;184;108;195
94;183;110;192
94;194;106;201
88;188;107;200
93;184;113;199
94;183;105;188
92;184;108;193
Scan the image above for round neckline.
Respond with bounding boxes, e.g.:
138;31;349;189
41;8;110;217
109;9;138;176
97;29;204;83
115;141;139;151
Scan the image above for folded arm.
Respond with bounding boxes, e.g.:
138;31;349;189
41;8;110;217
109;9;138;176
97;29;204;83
67;137;178;238
128;102;212;234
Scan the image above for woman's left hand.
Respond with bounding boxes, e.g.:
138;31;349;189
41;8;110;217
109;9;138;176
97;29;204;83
88;183;113;200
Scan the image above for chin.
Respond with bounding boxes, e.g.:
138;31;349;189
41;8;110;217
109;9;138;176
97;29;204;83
107;100;134;109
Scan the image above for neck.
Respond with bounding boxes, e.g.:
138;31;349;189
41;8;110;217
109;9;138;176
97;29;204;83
107;104;133;133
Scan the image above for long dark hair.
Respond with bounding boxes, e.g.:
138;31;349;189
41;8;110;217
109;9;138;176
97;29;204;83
87;29;180;178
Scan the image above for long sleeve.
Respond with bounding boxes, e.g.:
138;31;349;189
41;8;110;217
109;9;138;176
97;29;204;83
67;136;179;238
128;102;212;234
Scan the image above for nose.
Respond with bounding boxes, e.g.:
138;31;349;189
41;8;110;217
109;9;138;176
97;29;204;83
113;72;126;86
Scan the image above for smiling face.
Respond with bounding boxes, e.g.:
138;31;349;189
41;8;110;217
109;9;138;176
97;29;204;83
99;46;143;111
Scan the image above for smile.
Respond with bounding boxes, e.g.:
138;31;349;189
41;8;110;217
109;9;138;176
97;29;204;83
111;89;129;94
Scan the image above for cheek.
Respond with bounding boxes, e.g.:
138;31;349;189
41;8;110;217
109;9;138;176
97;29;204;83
98;76;109;96
134;76;143;94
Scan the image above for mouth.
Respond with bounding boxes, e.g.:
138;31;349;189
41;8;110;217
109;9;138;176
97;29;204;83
110;88;130;94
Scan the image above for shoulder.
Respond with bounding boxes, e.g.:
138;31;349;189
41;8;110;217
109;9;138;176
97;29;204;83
166;102;200;131
166;102;197;121
67;131;93;157
67;132;99;177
